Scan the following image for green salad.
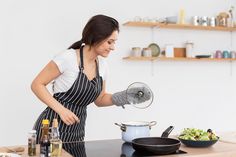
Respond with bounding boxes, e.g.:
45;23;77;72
179;128;218;141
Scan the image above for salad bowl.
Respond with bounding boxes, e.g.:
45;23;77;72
178;137;219;147
178;128;219;147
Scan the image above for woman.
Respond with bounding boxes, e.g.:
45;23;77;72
31;15;150;146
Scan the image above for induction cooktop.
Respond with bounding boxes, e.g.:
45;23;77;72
130;149;187;157
63;139;187;157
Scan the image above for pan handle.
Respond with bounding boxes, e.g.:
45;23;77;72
114;123;126;132
161;126;174;138
148;121;157;129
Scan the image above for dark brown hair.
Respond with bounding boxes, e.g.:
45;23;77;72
69;15;119;49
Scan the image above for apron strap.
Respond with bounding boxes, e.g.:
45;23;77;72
79;45;100;78
95;59;100;78
79;45;84;71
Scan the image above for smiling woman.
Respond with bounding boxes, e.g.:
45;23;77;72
30;14;150;156
31;14;120;144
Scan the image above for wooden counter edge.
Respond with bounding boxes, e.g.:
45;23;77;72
0;144;73;157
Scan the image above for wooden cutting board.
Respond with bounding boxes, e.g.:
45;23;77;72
219;132;236;144
0;146;24;153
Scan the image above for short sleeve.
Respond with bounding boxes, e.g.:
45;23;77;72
52;51;69;73
103;61;108;81
98;57;108;81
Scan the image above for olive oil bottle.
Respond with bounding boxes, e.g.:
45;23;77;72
50;119;62;157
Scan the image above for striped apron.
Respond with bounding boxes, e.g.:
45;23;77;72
33;46;103;155
63;142;86;157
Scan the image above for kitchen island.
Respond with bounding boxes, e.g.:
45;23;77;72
0;139;236;157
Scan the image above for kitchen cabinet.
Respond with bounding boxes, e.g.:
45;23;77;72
122;21;236;62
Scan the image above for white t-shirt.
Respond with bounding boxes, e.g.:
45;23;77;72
52;49;108;94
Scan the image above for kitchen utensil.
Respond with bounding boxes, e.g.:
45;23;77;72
115;121;157;143
148;43;160;57
132;126;181;155
178;137;219;147
195;55;211;58
126;82;154;109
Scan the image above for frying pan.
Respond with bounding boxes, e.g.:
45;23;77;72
132;126;181;155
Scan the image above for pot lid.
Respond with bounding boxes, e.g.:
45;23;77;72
126;82;153;109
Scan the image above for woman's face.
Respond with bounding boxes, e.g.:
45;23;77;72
94;30;118;57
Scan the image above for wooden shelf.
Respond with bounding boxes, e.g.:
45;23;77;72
123;56;157;61
123;56;236;61
123;21;236;32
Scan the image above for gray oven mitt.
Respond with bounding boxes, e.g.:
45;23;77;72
112;87;151;108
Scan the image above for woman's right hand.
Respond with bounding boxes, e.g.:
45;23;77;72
58;107;80;125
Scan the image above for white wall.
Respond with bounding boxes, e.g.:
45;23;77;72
0;0;236;146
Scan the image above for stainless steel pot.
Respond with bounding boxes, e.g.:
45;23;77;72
115;121;157;143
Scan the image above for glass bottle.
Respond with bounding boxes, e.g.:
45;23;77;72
41;135;50;157
50;119;62;157
28;130;37;156
178;9;185;24
40;119;50;157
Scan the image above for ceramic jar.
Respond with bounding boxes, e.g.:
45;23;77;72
222;50;230;58
230;51;236;58
131;47;141;57
215;50;222;58
142;48;152;57
185;41;194;58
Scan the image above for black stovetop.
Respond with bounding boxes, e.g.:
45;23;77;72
63;139;187;157
130;149;187;157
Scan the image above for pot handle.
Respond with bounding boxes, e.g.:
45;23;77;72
161;126;174;138
114;123;126;132
148;121;157;129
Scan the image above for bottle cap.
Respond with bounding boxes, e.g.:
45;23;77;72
52;119;58;128
42;119;49;125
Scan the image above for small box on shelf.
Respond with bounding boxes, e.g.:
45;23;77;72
174;48;186;57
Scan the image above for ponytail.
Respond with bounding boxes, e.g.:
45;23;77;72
68;40;83;49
